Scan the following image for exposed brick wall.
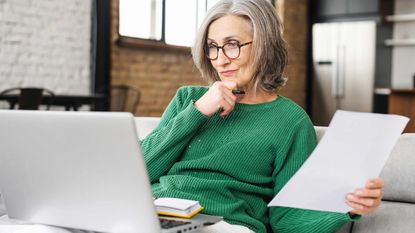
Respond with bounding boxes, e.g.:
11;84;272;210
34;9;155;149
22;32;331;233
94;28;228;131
0;0;93;96
111;0;204;116
277;0;308;109
111;0;308;116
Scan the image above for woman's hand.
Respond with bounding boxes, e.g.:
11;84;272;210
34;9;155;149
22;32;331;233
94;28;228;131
346;178;384;216
194;81;238;117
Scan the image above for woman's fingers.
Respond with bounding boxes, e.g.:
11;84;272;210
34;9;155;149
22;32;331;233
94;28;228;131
218;85;237;117
353;188;384;198
347;193;381;207
366;178;384;189
346;178;384;215
221;80;238;90
193;81;238;117
346;194;381;215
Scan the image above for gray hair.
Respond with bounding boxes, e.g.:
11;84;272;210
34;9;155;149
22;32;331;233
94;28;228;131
192;0;288;93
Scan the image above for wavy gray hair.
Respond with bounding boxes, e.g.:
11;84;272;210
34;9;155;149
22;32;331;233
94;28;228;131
192;0;288;93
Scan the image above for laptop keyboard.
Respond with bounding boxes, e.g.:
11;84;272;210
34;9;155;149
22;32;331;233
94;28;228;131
159;218;191;229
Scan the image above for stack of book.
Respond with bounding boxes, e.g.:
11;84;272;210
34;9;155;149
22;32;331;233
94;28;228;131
154;198;203;219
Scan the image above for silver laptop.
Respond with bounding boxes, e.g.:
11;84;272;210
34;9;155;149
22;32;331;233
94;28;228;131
0;110;221;233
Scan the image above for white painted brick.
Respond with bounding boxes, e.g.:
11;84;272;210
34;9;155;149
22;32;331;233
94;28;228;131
0;0;93;95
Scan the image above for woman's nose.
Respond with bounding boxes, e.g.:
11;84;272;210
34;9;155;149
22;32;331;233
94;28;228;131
216;49;231;65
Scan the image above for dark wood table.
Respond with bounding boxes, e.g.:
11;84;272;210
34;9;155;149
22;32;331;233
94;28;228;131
389;89;415;133
0;94;107;111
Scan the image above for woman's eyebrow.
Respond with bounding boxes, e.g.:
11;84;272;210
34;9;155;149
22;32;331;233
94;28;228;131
223;36;239;41
207;36;240;44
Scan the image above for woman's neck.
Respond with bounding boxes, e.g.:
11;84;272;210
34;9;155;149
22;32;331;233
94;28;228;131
237;90;278;104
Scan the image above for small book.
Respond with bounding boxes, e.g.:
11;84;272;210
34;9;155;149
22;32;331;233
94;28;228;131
154;197;203;219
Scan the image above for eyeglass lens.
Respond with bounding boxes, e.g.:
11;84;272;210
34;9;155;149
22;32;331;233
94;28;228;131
207;42;241;60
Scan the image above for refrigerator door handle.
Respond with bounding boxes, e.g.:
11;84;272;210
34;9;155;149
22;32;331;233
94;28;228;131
317;61;333;65
338;45;346;98
332;45;346;98
332;45;340;98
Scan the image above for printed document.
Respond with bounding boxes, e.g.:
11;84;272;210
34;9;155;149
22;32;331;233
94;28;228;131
268;110;409;213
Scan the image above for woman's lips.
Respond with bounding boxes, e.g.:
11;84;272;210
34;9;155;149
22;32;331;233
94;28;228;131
220;70;237;77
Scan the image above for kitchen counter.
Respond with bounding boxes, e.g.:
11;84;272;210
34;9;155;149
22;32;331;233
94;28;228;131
391;89;415;94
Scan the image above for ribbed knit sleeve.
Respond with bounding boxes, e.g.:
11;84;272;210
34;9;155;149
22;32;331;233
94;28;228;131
140;87;208;183
269;117;352;232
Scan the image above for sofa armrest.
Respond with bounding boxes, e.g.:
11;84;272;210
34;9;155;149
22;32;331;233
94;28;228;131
134;117;161;139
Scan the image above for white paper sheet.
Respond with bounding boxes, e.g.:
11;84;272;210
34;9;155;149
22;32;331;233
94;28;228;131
268;110;409;213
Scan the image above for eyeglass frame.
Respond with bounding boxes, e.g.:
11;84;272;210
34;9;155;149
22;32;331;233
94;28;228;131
205;41;253;60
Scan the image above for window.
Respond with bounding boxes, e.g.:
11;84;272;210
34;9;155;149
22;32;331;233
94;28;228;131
119;0;163;41
119;0;221;47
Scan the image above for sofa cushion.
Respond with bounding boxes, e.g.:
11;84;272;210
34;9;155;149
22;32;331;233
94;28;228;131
134;117;161;139
352;201;415;233
380;133;415;202
314;126;327;142
336;222;352;233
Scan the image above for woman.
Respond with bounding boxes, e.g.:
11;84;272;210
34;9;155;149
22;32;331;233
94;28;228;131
141;0;384;232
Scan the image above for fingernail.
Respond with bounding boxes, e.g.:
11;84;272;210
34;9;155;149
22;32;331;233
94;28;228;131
356;190;363;195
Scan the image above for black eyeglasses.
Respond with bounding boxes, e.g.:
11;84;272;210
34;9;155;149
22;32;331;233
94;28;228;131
206;41;253;60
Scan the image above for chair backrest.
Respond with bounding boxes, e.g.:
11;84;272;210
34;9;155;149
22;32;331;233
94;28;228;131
110;85;141;114
0;87;55;110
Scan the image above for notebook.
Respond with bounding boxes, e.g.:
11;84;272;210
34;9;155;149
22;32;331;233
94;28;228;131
0;110;222;233
155;197;203;219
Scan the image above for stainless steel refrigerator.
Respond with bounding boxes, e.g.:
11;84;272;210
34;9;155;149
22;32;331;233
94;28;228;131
312;21;376;126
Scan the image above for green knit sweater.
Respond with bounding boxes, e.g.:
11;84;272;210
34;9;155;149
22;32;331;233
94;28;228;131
141;86;352;233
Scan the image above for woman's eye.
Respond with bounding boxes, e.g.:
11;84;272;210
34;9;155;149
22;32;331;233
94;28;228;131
226;42;239;48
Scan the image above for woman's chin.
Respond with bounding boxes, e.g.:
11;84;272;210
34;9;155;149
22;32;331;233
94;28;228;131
220;76;238;82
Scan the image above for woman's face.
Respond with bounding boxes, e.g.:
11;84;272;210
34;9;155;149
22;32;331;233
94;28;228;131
207;15;254;89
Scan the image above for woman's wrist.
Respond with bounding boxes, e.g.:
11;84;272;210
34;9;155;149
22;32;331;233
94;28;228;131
192;99;214;117
192;100;208;117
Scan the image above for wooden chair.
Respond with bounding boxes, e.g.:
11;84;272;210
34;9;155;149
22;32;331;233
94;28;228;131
110;85;141;114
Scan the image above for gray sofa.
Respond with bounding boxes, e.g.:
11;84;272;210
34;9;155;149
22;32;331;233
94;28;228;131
136;118;415;233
